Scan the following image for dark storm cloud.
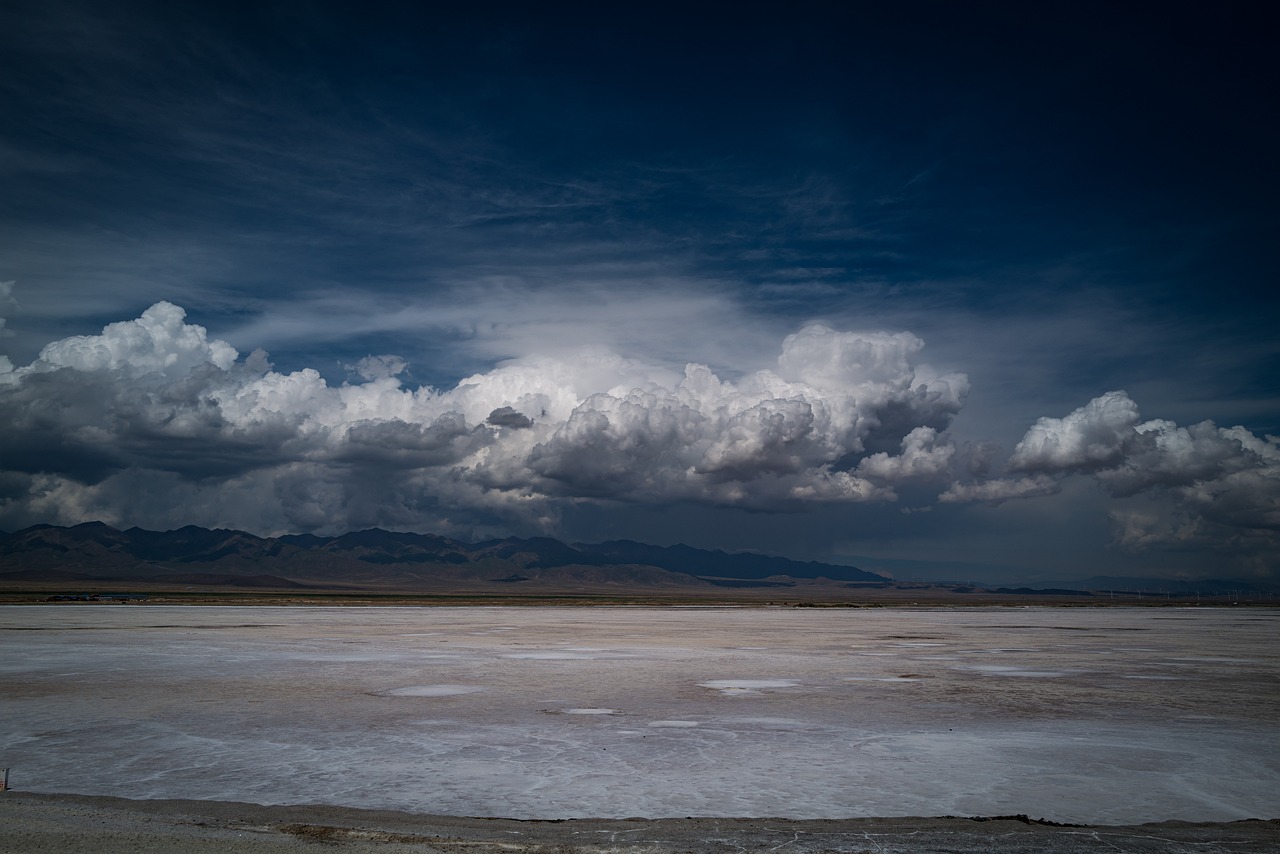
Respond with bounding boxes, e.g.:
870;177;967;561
340;416;491;468
486;407;534;429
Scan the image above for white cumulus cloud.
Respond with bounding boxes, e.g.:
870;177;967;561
0;305;968;535
1006;390;1140;473
856;427;955;481
22;301;237;378
943;391;1280;549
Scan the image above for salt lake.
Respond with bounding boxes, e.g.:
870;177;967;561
2;605;1276;823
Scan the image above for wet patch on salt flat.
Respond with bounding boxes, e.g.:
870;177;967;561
282;653;389;662
382;685;485;697
504;651;630;660
845;677;922;683
973;648;1039;654
957;665;1069;678
562;707;620;715
724;717;810;729
699;679;798;694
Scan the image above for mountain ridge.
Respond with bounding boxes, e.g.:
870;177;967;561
0;522;886;589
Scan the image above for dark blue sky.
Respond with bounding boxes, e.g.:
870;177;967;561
1;2;1276;581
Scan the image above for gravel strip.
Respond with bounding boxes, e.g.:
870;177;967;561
3;792;1277;853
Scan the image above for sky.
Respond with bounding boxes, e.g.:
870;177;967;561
1;2;1276;583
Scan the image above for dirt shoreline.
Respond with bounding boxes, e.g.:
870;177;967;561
3;792;1276;853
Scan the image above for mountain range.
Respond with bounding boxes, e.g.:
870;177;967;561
0;522;887;592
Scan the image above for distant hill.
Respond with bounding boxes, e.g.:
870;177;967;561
0;522;885;590
576;540;883;582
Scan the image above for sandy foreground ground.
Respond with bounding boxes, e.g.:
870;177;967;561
3;792;1277;854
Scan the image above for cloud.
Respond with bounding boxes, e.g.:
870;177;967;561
350;355;408;382
943;390;1280;549
1100;420;1280;543
486;407;534;429
0;281;13;373
0;305;967;535
1006;390;1140;474
7;303;1268;564
20;301;237;378
938;475;1058;504
856;427;955;480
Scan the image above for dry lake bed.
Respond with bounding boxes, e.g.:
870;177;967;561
1;605;1277;825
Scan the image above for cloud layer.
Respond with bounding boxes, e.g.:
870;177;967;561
2;302;1274;573
0;303;968;536
942;390;1280;554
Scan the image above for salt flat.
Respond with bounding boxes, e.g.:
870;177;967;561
1;605;1277;824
